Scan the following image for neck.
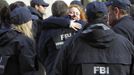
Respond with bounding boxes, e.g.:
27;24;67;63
118;14;129;20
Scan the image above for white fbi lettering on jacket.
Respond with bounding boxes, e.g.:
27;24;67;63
56;33;73;46
60;33;72;41
94;66;109;74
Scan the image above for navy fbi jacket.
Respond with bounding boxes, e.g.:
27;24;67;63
53;23;134;75
0;29;36;75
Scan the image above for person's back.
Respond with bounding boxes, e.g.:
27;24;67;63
54;24;134;75
41;1;77;49
38;1;77;75
5;7;37;75
53;1;134;75
0;1;35;75
0;29;36;75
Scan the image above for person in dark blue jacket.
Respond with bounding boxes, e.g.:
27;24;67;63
106;0;134;44
53;1;134;75
28;0;49;42
28;0;82;42
38;1;81;75
29;0;49;20
0;29;37;75
3;7;37;75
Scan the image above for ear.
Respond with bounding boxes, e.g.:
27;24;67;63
35;5;39;10
114;7;120;19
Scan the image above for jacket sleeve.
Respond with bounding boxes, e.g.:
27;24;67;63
37;30;50;63
53;38;73;75
127;40;134;75
17;37;36;75
112;25;133;44
52;47;67;75
131;58;134;75
131;50;134;75
38;30;59;75
42;17;70;29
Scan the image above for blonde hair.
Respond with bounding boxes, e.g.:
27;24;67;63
69;4;87;21
14;20;34;40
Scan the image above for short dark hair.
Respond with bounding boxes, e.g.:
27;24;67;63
9;1;26;11
52;1;68;17
15;1;26;7
30;1;39;8
0;0;10;26
109;5;130;15
0;0;8;11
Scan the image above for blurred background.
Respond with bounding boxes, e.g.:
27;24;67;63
5;0;108;18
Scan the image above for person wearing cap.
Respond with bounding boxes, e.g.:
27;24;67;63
53;1;134;75
28;0;49;45
10;7;34;40
106;0;134;44
29;0;49;20
3;7;37;75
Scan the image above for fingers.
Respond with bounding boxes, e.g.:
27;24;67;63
72;26;78;31
74;22;82;29
70;21;82;31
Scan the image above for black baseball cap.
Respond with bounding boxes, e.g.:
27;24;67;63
31;0;49;7
105;0;131;9
86;1;108;19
